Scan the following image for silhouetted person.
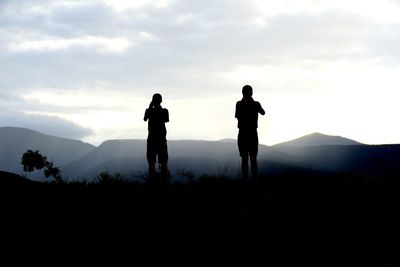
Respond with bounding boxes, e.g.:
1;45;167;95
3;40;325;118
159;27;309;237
235;85;265;179
144;93;169;179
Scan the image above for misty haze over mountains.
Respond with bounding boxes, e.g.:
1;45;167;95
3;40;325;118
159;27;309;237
1;127;400;182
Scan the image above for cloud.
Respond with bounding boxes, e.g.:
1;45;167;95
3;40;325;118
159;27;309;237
1;0;398;97
0;109;93;140
0;1;385;96
9;36;131;53
1;0;400;144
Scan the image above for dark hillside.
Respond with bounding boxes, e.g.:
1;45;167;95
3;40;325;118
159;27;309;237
275;144;400;174
0;127;95;174
0;171;399;266
0;171;37;185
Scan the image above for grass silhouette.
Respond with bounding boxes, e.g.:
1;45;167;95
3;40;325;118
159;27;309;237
0;170;398;266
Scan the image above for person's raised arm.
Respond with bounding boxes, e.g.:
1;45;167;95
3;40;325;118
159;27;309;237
164;109;169;123
235;102;239;119
149;100;155;108
258;102;265;115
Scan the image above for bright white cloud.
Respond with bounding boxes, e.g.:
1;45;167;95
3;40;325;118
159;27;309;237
102;0;171;11
253;0;400;23
9;36;131;53
139;31;157;41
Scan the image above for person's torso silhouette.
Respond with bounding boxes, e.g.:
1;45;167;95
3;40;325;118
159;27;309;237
144;105;169;138
235;97;264;131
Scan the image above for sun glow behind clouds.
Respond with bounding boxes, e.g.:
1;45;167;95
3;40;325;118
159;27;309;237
15;52;400;146
221;58;400;145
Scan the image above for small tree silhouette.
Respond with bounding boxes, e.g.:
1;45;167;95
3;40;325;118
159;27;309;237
21;150;63;183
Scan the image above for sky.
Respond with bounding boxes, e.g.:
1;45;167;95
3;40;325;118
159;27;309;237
1;0;400;146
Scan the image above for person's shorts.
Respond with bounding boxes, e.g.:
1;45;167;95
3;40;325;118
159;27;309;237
147;136;168;163
238;129;258;157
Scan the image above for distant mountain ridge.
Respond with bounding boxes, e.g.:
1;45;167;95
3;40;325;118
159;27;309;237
2;127;400;182
274;132;363;147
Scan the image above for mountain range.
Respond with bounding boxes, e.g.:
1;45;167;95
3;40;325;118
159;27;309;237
1;127;399;182
274;132;363;146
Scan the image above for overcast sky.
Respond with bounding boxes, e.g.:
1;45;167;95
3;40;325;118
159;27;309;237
1;0;400;146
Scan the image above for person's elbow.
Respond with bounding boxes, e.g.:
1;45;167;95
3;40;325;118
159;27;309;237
260;110;266;115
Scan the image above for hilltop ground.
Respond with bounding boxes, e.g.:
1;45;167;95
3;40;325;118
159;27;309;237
0;170;399;266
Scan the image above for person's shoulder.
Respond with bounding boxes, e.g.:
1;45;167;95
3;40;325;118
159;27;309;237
254;101;264;111
162;108;169;115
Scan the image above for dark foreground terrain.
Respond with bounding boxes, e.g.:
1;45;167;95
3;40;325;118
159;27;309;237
0;170;399;266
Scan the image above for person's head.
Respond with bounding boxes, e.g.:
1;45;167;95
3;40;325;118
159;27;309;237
242;85;253;98
152;93;162;105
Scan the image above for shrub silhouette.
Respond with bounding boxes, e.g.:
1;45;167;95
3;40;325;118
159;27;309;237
96;171;126;185
177;169;196;183
21;150;63;183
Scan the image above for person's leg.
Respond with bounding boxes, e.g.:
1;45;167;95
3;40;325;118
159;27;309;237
250;154;258;179
148;161;156;178
238;130;249;179
249;130;259;179
147;139;156;178
159;138;169;181
241;154;249;179
161;162;169;179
